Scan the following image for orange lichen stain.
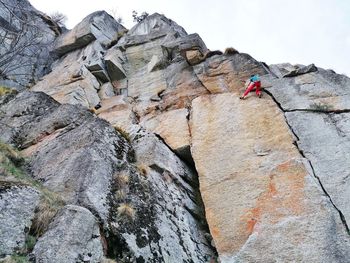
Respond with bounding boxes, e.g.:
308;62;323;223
210;225;221;240
246;217;258;234
205;208;223;250
268;175;277;196
241;159;307;239
21;131;61;157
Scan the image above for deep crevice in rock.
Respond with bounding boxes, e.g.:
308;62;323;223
186;105;219;259
285;108;350;114
265;88;350;235
151;129;218;259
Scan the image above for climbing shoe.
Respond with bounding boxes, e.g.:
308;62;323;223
94;103;102;110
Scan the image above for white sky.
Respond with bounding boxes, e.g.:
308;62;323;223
30;0;350;76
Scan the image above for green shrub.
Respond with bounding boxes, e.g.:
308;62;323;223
0;141;25;178
24;235;36;252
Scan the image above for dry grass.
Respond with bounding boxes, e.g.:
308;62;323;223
224;47;239;55
0;141;23;164
117;203;135;219
0;86;17;96
31;190;65;236
113;171;129;187
101;258;118;263
113;126;131;143
0;141;65;237
117;202;135;220
0;141;25;179
136;163;149;177
88;107;97;114
114;189;127;200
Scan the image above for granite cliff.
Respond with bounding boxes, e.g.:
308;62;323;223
1;1;350;262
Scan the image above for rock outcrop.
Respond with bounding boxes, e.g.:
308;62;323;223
33;205;104;263
2;1;350;262
190;93;350;262
54;11;126;57
0;90;215;261
0;184;40;256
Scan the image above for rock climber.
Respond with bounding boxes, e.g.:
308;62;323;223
239;74;262;99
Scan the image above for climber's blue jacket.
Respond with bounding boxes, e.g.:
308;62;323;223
250;75;260;82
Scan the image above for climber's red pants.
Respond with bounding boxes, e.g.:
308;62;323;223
243;81;261;97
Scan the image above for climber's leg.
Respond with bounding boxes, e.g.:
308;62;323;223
255;81;262;97
241;82;256;98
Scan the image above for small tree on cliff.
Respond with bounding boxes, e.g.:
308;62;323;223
132;10;149;23
108;7;123;24
0;0;58;86
49;11;67;27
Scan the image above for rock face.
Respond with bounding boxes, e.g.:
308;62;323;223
54;11;126;57
285;112;350;224
267;65;350;111
33;205;104;263
2;2;350;262
193;53;266;94
0;90;215;261
140;108;191;160
190;93;350;262
265;63;350;253
108;131;215;262
0;184;40;255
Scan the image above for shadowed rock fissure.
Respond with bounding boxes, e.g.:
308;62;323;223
151;122;218;258
284;108;350;114
265;89;350;235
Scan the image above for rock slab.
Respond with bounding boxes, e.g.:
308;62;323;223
0;185;40;256
190;93;350;262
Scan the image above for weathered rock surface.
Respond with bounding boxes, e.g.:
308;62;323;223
32;205;103;263
54;11;125;57
0;91;130;225
285;111;350;227
0;184;40;256
140;108;191;160
283;63;318;77
115;130;215;262
190;93;350;262
96;95;136;130
194;53;267;94
266;65;350;237
267;66;350;111
126;13;187;38
0;0;59;88
3;2;350;262
32;42;102;108
0;91;216;262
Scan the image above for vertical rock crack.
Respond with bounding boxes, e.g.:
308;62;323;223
265;88;350;235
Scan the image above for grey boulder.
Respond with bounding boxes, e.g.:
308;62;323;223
32;205;104;263
54;11;126;57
